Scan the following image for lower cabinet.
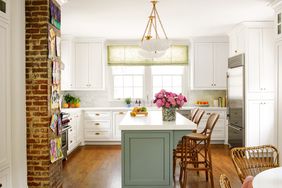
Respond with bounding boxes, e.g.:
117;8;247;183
197;110;227;143
0;168;10;188
247;100;276;146
113;111;127;139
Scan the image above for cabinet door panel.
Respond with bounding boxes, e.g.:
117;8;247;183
247;101;260;146
213;43;228;88
194;43;214;88
247;29;261;93
261;28;275;92
113;112;127;139
260;101;276;146
88;43;103;89
0;20;9;168
229;34;237;57
61;39;75;90
75;43;89;89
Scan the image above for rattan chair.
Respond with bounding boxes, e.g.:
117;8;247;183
173;109;205;180
179;113;220;188
231;145;279;183
219;174;232;188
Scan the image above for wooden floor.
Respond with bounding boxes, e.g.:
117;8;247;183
62;145;241;188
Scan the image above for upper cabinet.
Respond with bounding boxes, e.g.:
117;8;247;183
229;22;275;99
192;37;229;90
61;37;105;91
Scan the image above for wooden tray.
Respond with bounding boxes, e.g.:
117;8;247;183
130;111;148;117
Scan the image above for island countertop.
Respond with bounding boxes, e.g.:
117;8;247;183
119;111;197;130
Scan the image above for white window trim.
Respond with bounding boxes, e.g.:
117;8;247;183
108;66;189;102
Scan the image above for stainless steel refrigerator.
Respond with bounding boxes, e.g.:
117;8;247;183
227;54;245;147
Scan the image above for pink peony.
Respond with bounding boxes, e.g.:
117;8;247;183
165;102;171;108
156;99;164;108
153;89;187;109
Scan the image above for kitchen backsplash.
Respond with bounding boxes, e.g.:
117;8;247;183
62;90;226;107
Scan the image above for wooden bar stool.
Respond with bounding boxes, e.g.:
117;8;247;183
173;109;205;181
190;108;199;121
179;113;219;188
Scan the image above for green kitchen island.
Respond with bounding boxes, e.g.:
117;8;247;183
120;111;197;188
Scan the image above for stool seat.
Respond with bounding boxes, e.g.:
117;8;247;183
186;133;208;140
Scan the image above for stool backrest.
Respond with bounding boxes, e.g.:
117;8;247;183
193;109;205;126
191;108;199;121
202;113;219;138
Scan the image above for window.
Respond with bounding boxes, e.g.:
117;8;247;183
151;66;184;95
112;66;144;99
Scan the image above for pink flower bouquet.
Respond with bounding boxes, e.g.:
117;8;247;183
153;89;187;109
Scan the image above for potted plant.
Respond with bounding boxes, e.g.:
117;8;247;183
73;97;81;108
63;94;75;108
124;98;132;107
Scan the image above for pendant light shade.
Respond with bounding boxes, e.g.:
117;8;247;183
140;0;170;58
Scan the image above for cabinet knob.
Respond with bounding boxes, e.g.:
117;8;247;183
95;113;100;116
235;50;238;53
70;140;73;143
95;123;100;126
119;112;124;115
95;133;100;135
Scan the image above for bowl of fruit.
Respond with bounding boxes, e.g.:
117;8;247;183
195;101;209;107
130;107;148;117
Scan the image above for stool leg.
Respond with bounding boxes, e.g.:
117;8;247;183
208;147;214;188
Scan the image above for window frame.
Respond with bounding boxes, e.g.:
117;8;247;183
109;65;188;101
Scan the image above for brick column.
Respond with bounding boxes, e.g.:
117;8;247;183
25;0;63;187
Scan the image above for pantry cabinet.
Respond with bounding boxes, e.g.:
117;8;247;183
247;100;276;146
193;39;228;90
247;28;275;96
229;22;277;148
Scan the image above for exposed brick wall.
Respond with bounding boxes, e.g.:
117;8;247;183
26;0;63;187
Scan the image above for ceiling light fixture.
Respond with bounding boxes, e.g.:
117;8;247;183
140;0;170;58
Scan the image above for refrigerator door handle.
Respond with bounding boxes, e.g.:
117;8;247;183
229;124;242;131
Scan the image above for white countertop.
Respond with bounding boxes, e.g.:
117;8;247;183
61;106;227;111
119;111;197;131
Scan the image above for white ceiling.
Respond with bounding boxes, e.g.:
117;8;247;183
61;0;274;39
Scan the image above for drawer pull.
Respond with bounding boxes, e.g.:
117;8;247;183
206;113;211;115
119;112;124;115
95;123;100;126
70;140;73;143
95;113;100;116
95;133;100;135
70;129;72;132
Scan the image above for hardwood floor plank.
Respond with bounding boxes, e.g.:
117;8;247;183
63;145;241;188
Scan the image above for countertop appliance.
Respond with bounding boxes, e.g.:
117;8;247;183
227;54;245;147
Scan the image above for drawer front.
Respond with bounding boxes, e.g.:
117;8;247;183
84;130;112;139
85;120;111;131
68;126;76;137
202;110;226;119
84;111;111;120
68;133;76;146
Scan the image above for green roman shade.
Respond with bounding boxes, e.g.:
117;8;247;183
107;45;188;66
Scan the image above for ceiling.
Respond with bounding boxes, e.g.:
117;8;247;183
61;0;274;39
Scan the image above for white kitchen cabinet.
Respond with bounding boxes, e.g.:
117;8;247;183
62;109;82;155
193;41;228;90
61;37;75;90
84;110;113;141
247;100;276;147
113;111;127;139
247;28;275;95
194;43;214;88
213;43;229;88
0;16;11;188
197;109;227;143
75;41;105;90
229;27;246;57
